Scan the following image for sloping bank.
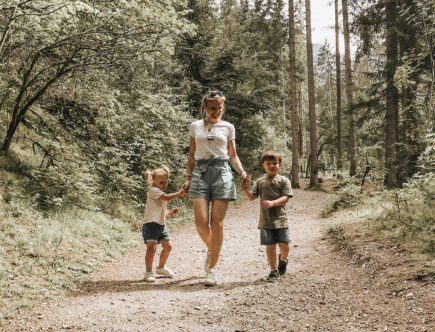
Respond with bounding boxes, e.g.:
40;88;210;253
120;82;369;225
321;177;434;281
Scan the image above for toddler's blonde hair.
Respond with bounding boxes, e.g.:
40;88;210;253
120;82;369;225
145;165;170;185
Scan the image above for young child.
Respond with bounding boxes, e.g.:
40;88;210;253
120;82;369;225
242;151;293;282
143;166;186;282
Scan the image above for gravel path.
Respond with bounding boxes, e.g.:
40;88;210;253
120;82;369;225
3;188;434;331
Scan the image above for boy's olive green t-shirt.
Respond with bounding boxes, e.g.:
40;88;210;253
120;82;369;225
251;174;293;229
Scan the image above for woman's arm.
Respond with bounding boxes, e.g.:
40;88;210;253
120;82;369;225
183;136;196;189
228;139;247;179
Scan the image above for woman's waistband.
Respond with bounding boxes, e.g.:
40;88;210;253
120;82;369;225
196;157;229;165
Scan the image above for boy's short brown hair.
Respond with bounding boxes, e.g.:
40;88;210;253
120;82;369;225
261;151;282;163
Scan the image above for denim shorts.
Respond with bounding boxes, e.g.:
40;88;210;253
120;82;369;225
260;228;290;245
188;157;236;201
142;222;171;243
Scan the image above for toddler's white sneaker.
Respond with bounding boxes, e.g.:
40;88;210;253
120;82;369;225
144;271;156;283
156;266;175;278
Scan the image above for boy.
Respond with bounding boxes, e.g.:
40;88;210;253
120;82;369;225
242;151;293;282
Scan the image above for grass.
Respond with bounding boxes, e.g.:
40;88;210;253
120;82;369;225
0;204;141;319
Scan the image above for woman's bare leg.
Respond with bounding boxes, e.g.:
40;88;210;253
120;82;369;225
192;198;211;250
209;199;229;269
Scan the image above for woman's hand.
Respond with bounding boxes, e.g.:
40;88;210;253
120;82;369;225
181;180;190;197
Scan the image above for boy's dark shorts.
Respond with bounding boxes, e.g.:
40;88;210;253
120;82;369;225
142;222;171;244
260;228;290;245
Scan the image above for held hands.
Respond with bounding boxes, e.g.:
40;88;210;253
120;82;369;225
261;200;275;209
241;174;251;190
180;182;189;197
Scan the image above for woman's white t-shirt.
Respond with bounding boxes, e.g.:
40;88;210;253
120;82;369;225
189;119;235;160
144;187;167;225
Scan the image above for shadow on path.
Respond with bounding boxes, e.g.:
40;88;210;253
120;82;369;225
71;276;266;296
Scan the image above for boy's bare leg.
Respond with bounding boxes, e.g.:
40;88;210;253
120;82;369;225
192;198;211;249
209;199;229;269
266;244;278;270
145;242;157;271
158;240;172;268
278;242;290;261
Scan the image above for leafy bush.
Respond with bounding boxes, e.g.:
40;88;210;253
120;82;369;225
374;172;435;254
320;184;363;217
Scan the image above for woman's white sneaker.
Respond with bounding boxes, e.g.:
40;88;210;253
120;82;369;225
205;269;217;286
144;271;156;282
156;266;175;278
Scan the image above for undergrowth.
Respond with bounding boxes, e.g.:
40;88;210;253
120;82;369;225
374;173;435;254
0;203;141;319
320;184;364;217
323;173;435;262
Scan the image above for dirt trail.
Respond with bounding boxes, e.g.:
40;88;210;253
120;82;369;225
3;189;434;331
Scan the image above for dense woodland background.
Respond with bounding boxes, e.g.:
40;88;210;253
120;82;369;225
0;0;433;317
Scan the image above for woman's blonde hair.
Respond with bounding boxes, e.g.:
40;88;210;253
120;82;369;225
202;90;226;107
145;165;170;185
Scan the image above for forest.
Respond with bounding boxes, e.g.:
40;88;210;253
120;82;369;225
0;0;433;323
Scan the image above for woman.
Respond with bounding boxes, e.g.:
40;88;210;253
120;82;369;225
184;91;247;286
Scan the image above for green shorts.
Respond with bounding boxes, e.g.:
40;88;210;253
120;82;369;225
188;157;237;201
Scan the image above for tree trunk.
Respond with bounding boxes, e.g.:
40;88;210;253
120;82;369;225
334;0;343;170
298;88;304;157
385;0;398;187
305;0;318;187
342;0;357;176
401;0;419;179
289;0;300;188
1;118;20;152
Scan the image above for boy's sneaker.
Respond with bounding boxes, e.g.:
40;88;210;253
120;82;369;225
204;269;217;286
278;254;288;275
144;271;156;283
156;266;175;278
204;250;212;274
267;270;280;282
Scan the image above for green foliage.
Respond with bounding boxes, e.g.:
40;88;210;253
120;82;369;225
323;136;435;255
235;113;292;176
320;184;363;217
374;172;435;254
416;133;435;174
373;137;435;254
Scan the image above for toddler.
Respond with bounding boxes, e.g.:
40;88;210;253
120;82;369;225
143;166;185;282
